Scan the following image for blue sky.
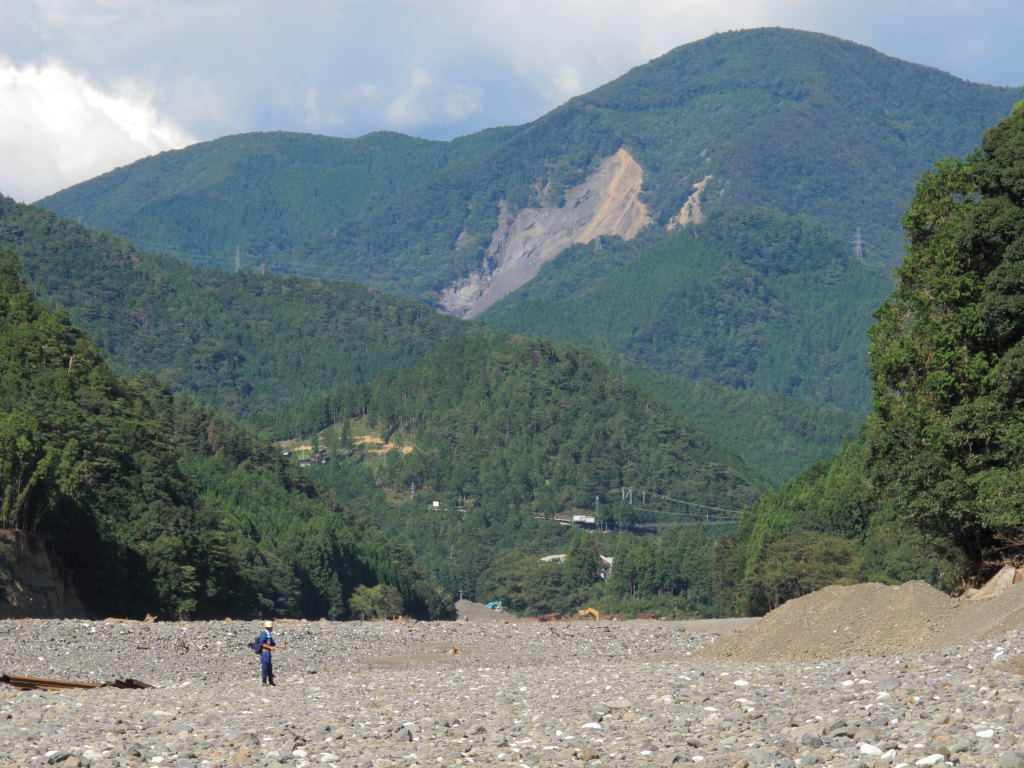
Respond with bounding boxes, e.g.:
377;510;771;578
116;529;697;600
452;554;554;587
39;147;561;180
1;0;1022;203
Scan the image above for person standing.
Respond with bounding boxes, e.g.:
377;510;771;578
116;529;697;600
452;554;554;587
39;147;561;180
257;620;284;685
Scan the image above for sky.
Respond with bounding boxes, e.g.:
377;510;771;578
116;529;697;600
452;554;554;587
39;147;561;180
1;0;1022;204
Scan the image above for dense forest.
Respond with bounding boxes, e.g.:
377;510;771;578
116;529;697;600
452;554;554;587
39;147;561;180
0;195;473;422
720;103;1024;613
32;29;1020;485
9;105;1024;619
0;223;776;618
0;250;451;620
294;334;766;605
484;208;892;415
0;195;850;480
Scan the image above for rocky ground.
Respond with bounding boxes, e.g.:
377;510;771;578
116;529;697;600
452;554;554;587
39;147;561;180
4;582;1024;767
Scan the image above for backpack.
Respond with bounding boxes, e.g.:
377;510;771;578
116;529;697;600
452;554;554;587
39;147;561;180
249;633;262;654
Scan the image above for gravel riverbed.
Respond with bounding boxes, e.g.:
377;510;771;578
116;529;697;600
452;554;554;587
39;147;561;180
4;584;1024;768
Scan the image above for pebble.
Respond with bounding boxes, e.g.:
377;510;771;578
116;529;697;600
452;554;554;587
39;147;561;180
3;619;1024;767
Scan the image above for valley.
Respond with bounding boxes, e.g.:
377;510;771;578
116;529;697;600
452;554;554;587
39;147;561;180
3;28;1023;622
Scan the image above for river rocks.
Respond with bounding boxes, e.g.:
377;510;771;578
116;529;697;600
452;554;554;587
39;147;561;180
3;615;1024;767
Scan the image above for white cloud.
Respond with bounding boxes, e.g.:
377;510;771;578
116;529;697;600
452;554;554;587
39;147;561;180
0;58;195;202
0;0;1020;199
385;67;483;128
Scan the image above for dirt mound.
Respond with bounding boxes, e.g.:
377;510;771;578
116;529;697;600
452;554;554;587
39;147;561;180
699;580;1024;663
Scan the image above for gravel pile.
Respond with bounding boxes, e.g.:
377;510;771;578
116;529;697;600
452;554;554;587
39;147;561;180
3;584;1024;767
699;580;1024;663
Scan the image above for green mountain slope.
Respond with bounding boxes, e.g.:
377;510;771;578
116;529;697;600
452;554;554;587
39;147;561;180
577;28;1019;262
2;195;854;479
607;360;864;483
0;195;472;425
31;28;1016;477
0;230;770;617
36;127;520;272
39;28;1020;301
484;208;893;413
314;334;768;600
709;107;1024;615
0;251;451;620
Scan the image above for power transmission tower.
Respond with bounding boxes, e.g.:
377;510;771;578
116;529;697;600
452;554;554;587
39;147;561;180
852;228;865;260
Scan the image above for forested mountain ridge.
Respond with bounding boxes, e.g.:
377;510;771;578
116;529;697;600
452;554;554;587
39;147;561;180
39;28;1019;304
1;194;856;478
33;27;1018;464
484;207;893;415
298;333;769;607
35;127;521;274
7;32;1022;618
717;105;1024;613
0;250;452;620
0;233;768;618
0;195;473;426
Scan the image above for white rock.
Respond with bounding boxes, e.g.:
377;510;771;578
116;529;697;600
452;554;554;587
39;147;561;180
860;743;883;756
915;755;946;766
977;729;995;738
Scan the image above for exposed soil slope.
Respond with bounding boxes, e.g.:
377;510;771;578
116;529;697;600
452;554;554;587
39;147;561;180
439;148;652;318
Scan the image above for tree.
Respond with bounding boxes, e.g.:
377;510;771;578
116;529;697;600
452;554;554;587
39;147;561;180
868;103;1024;573
562;533;603;606
739;533;864;614
348;584;404;619
476;549;564;615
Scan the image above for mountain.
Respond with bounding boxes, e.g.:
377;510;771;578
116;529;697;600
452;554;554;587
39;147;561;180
0;250;452;620
35;128;519;275
0;222;769;616
484;207;893;414
0;194;850;479
0;194;472;426
306;333;769;604
34;28;1019;446
722;106;1024;611
39;28;1020;310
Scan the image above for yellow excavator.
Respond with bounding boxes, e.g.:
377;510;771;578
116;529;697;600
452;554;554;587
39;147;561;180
576;607;600;621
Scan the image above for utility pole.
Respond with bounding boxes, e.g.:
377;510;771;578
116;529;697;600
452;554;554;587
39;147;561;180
234;246;241;273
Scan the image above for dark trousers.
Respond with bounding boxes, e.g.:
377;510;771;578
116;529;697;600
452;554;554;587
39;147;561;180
260;652;273;681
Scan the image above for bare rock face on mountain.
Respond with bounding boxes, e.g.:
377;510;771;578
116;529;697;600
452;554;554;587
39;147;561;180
0;530;86;619
439;148;652;318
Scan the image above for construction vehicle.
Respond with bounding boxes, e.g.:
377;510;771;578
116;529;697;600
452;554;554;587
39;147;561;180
485;600;503;610
576;607;600;621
